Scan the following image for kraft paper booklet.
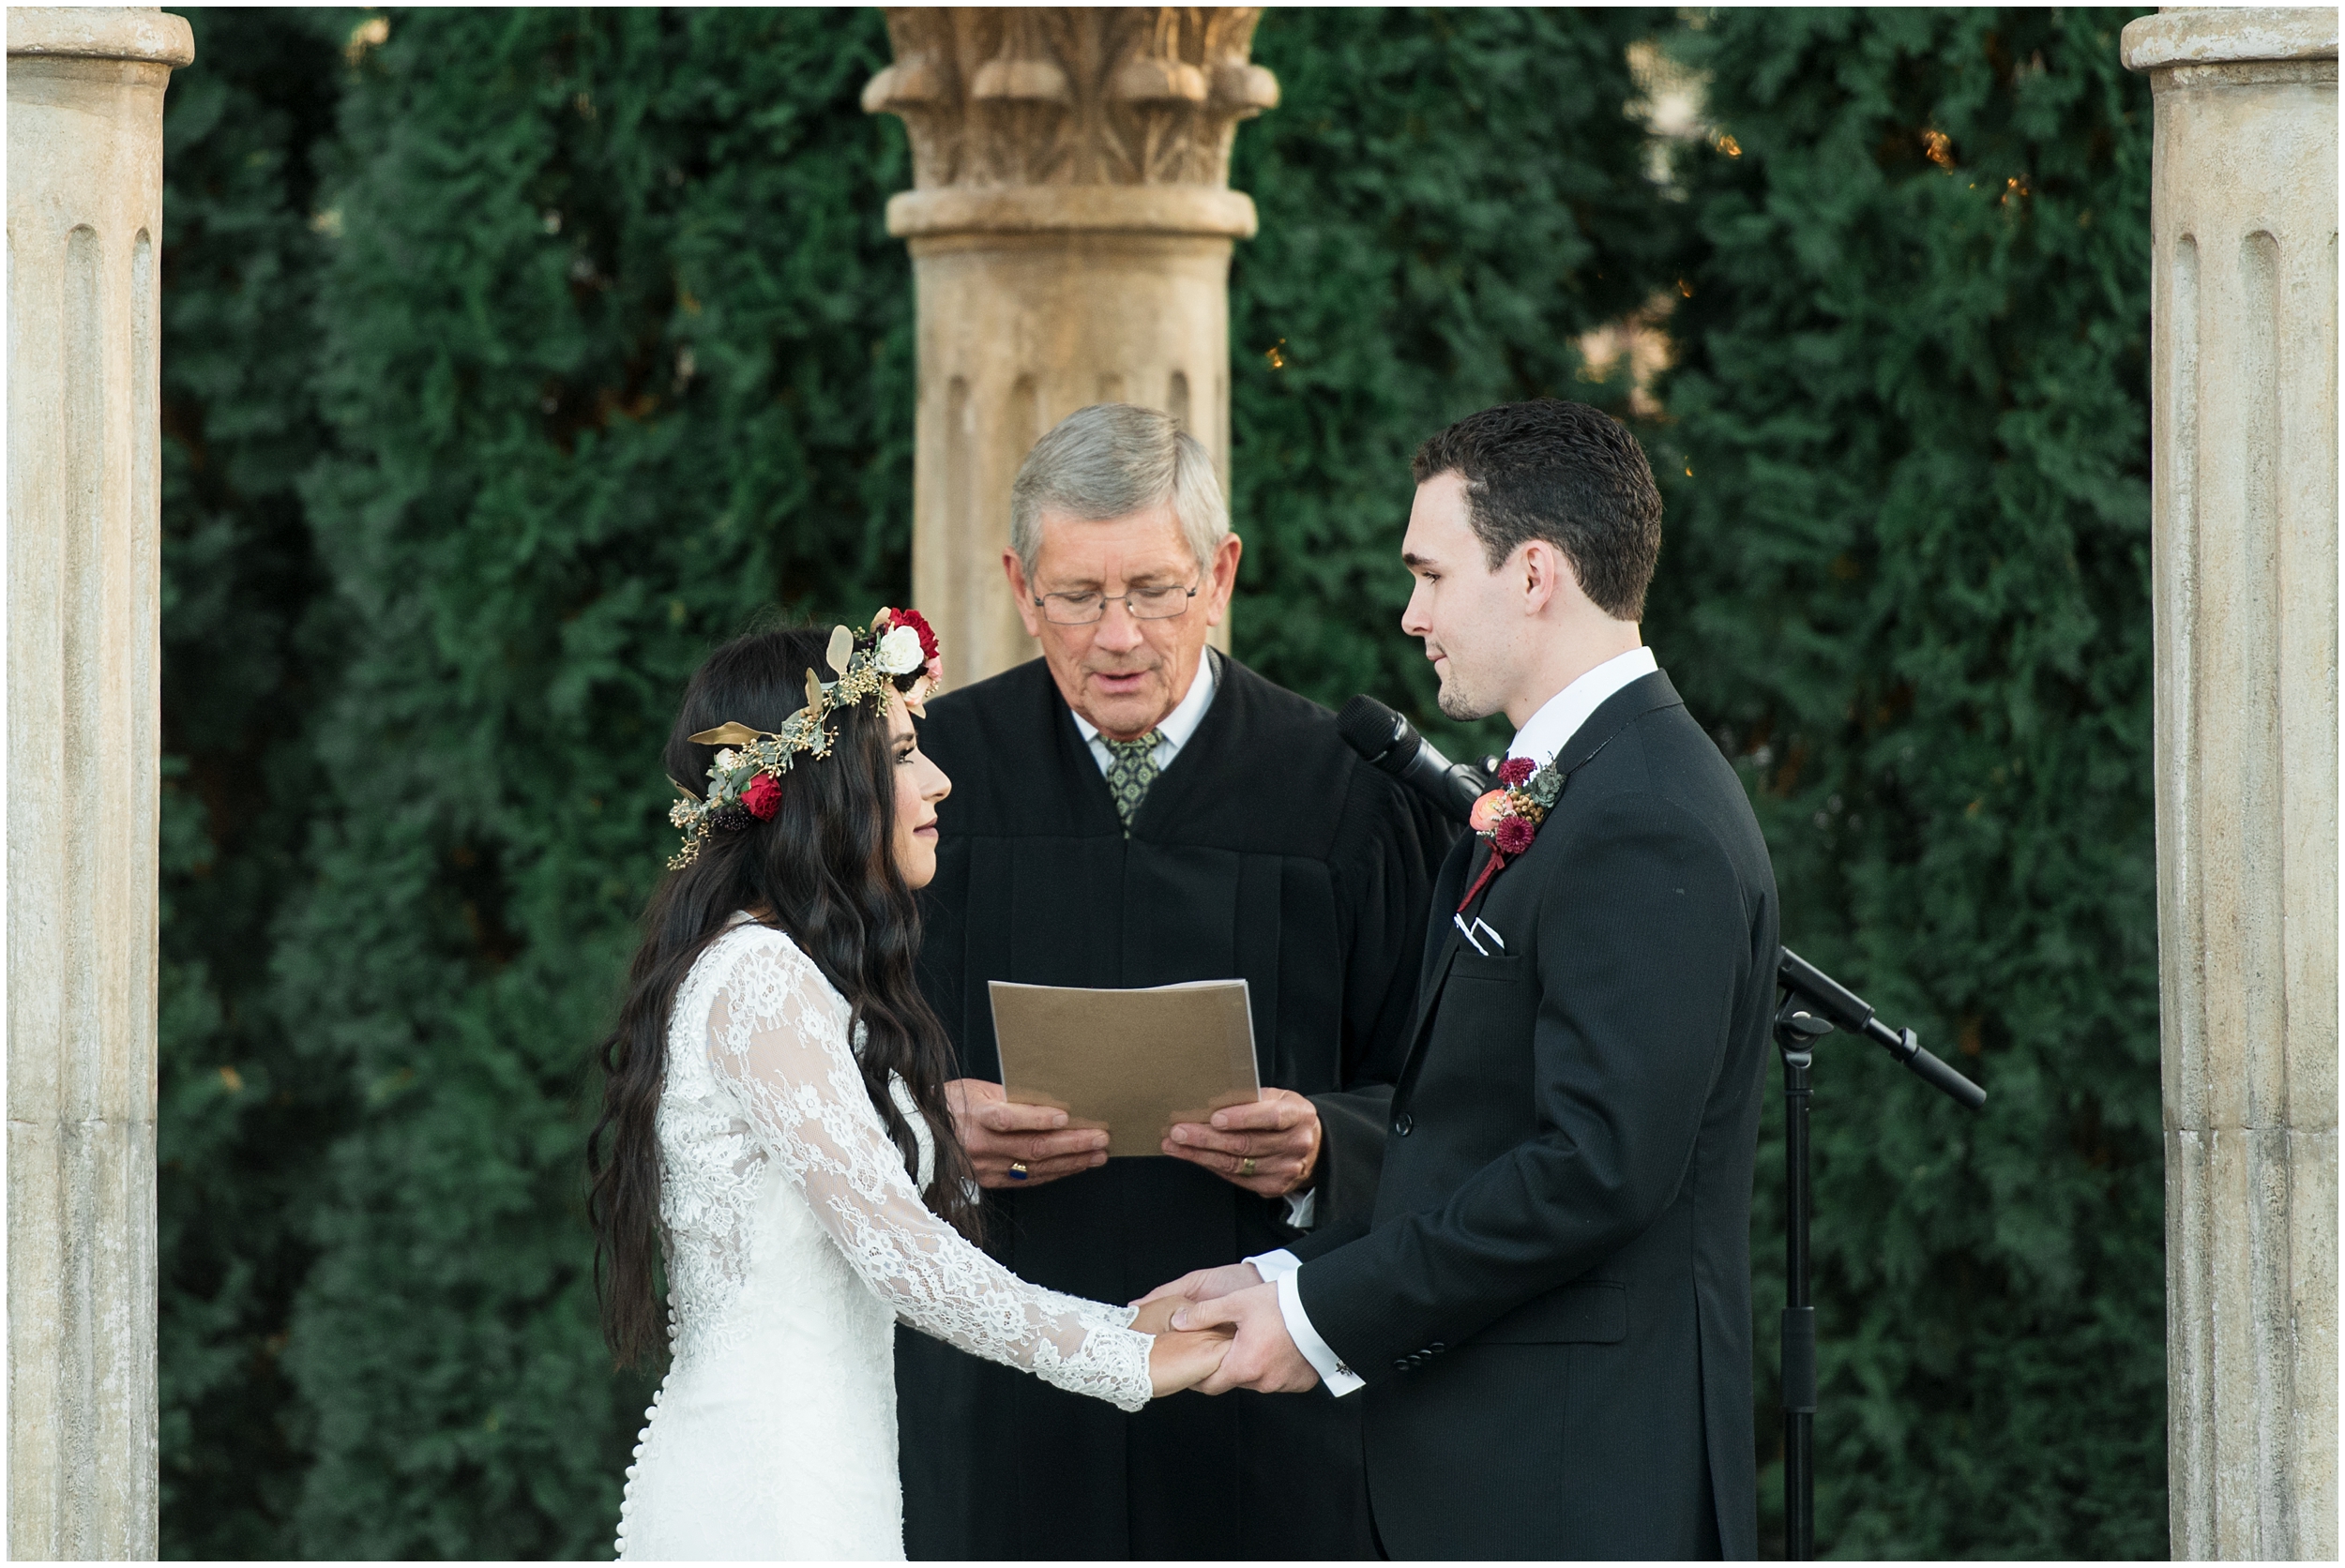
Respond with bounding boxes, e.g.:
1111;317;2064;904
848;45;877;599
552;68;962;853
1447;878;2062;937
988;979;1261;1156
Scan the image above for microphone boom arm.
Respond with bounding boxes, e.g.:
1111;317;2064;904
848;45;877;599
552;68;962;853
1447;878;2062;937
1776;948;1985;1109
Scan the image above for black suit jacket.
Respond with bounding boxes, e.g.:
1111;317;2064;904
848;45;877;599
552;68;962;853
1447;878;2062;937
1289;671;1777;1560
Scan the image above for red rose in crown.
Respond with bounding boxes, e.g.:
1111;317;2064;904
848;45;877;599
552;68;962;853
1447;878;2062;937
742;772;782;821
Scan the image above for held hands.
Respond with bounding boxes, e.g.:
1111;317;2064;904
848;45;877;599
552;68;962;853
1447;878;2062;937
1174;1284;1319;1395
1163;1088;1323;1199
945;1078;1108;1188
1144;1323;1235;1397
1131;1265;1318;1395
1134;1295;1235;1395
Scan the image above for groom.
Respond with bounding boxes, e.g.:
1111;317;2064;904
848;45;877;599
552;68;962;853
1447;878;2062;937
1158;400;1778;1560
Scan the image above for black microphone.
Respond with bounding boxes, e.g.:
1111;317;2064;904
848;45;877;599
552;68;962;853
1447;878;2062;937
1337;695;1491;825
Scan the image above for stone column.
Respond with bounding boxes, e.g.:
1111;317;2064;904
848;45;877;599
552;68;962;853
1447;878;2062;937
7;7;191;1559
2124;8;2337;1560
865;8;1277;684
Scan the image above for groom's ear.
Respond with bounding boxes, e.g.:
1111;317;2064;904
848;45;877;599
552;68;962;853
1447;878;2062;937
1519;539;1573;617
1520;538;1597;620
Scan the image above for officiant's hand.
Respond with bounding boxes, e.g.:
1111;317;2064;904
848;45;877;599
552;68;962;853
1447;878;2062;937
1173;1283;1320;1395
946;1078;1110;1189
1162;1088;1322;1198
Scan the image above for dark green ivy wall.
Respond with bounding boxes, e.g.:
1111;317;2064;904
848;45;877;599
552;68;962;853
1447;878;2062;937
158;8;2161;1558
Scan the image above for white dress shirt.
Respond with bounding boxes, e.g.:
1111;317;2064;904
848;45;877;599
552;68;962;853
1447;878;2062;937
1248;642;1664;1397
1505;644;1658;770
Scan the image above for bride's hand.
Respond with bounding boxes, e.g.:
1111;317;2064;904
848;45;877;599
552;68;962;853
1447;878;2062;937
1147;1327;1234;1397
1129;1295;1189;1336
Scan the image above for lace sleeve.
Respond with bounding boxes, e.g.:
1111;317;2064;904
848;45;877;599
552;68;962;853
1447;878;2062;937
702;931;1153;1412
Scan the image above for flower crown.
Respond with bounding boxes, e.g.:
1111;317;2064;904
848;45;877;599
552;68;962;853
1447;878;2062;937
665;608;943;869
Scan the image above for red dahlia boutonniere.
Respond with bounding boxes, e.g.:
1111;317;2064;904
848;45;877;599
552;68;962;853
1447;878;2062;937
1459;755;1564;911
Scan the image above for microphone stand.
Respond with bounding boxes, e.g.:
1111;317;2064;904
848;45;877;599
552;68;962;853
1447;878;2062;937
1772;950;1985;1560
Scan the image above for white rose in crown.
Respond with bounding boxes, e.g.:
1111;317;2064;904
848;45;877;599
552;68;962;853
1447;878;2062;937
876;625;925;675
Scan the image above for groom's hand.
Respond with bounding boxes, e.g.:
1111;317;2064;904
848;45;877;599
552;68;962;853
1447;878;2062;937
946;1078;1110;1189
1130;1261;1263;1314
1173;1283;1320;1395
1163;1088;1322;1198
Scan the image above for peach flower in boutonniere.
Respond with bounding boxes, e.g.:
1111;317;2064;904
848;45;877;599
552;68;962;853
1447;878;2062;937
1469;789;1510;835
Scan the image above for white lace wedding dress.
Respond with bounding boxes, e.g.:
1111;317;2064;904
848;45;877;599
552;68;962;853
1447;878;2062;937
614;916;1153;1560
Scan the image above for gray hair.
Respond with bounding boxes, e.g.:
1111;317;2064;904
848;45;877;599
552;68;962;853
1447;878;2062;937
1008;403;1231;580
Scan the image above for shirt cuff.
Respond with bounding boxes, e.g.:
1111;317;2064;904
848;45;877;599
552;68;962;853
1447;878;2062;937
1246;1251;1364;1397
1248;1247;1301;1283
1279;1187;1318;1229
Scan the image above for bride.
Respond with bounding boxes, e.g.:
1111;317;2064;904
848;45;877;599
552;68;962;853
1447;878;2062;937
587;614;1228;1560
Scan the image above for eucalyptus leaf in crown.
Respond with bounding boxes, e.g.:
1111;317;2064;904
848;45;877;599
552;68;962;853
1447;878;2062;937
665;607;943;869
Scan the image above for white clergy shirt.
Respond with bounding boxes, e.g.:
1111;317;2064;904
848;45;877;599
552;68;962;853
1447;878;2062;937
1067;647;1219;775
1247;641;1664;1396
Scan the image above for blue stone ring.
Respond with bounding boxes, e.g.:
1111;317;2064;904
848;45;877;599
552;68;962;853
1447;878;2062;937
1007;1162;1030;1182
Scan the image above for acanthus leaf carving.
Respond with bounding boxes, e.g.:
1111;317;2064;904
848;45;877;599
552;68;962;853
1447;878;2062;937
870;8;1277;192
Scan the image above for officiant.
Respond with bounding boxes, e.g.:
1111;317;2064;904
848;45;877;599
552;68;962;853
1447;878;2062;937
900;403;1454;1560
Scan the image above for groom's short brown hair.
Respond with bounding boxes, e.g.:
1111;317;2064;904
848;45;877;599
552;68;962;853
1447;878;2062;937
1412;400;1662;621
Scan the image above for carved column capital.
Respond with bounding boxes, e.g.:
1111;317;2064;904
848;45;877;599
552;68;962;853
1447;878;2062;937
865;7;1277;239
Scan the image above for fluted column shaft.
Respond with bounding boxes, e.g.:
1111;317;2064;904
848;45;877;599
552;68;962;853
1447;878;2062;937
7;7;191;1558
868;8;1276;684
2125;8;2337;1560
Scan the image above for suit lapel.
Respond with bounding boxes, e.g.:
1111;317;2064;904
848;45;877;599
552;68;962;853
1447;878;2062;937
1394;839;1488;1087
1391;671;1687;1095
1546;669;1685;779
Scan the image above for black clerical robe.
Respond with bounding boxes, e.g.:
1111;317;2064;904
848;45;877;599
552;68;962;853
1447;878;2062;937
900;653;1454;1560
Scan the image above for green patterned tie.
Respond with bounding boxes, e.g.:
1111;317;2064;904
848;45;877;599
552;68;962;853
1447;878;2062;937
1102;732;1163;834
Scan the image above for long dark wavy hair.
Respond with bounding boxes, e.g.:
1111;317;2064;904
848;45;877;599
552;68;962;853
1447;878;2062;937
587;626;978;1367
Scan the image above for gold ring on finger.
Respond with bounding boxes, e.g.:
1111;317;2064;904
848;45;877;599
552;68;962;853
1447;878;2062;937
1239;1155;1258;1178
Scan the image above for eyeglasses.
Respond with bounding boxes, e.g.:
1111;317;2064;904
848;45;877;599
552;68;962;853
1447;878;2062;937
1032;580;1201;626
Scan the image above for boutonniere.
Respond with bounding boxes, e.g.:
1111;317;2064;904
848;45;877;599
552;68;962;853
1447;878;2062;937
1458;756;1562;910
